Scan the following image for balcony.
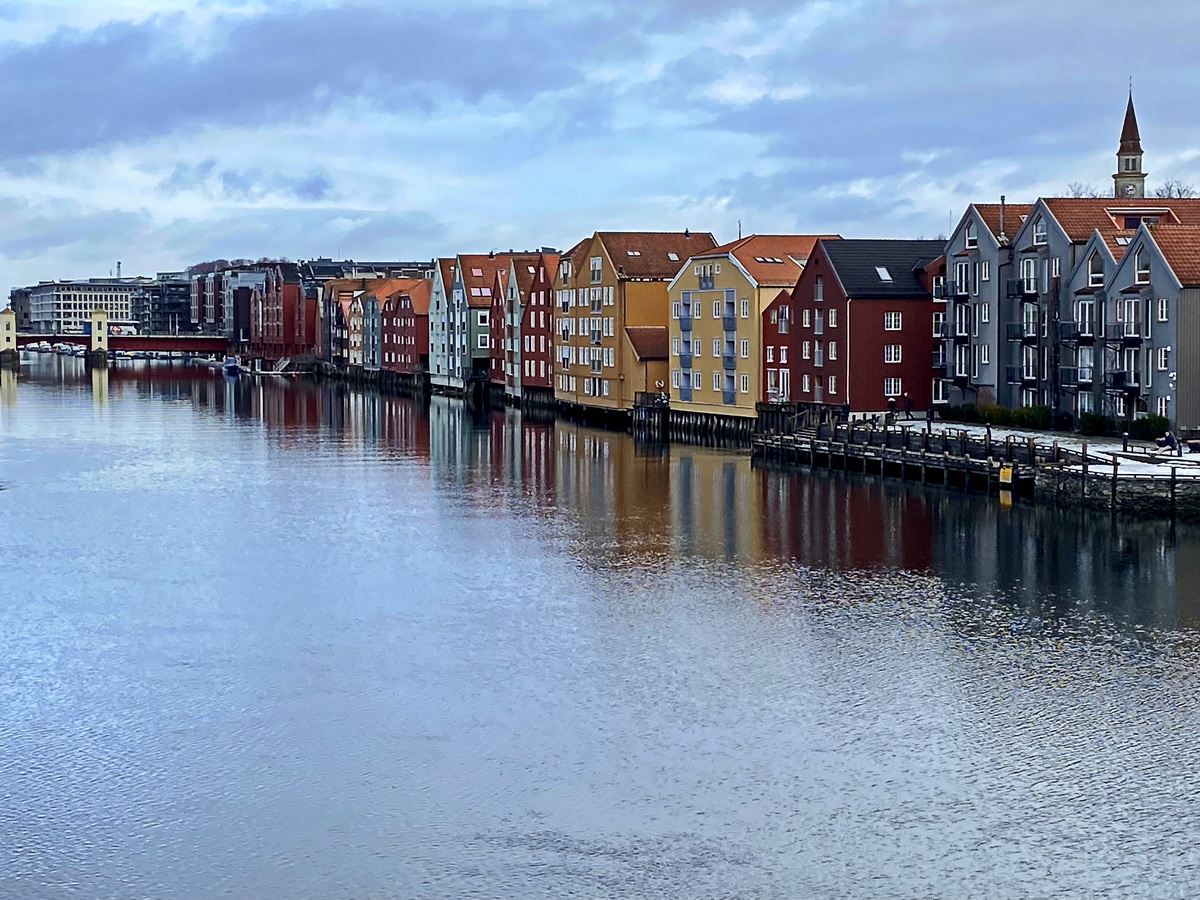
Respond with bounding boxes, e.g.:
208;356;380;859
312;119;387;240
1058;322;1095;345
1006;366;1038;385
722;314;737;333
1106;370;1141;393
722;354;736;371
1006;322;1039;343
952;328;971;344
679;351;692;369
932;322;949;339
679;316;692;333
698;275;715;290
945;281;967;300
1118;322;1144;346
679;385;692;402
1007;279;1038;299
722;390;736;405
1060;366;1094;387
932;350;948;372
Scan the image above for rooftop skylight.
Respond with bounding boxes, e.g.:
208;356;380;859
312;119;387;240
876;266;893;282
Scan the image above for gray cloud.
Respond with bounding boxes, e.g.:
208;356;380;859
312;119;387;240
157;159;333;202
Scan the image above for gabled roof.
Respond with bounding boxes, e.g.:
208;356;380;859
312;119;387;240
625;325;669;360
1149;224;1200;286
457;253;506;308
510;255;541;297
533;252;561;287
596;231;717;279
436;258;456;292
701;234;841;287
379;278;432;316
1038;197;1200;259
819;239;945;298
971;202;1033;241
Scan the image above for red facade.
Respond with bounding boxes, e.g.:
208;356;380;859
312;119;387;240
790;241;944;414
382;278;431;374
489;268;508;386
520;252;559;391
761;289;792;403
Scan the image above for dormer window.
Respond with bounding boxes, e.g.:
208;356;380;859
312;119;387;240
1088;251;1104;287
1033;218;1047;245
1135;248;1150;284
964;221;977;249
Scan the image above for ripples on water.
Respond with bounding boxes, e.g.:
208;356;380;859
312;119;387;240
1;356;1199;899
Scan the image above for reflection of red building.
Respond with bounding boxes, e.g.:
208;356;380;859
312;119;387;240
382;278;432;374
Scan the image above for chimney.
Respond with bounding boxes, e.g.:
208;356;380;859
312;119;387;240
488;250;495;259
116;261;122;278
998;195;1007;244
684;228;690;238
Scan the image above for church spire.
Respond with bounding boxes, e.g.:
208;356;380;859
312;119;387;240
1119;90;1143;154
1113;88;1146;198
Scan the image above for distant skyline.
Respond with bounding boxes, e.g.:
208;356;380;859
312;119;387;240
2;0;1198;290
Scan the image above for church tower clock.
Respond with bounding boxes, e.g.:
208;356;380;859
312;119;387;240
1113;91;1147;198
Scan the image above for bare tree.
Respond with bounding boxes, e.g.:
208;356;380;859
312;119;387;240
1153;179;1197;198
1066;182;1103;198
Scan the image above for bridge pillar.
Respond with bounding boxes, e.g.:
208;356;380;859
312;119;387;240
87;309;109;367
0;307;18;369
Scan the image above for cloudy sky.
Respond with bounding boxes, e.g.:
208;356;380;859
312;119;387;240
1;0;1197;289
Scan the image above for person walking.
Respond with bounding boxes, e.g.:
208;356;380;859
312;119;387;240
886;396;897;424
903;392;914;420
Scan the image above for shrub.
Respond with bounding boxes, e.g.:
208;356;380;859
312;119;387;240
981;404;1013;426
1011;405;1053;430
1078;412;1114;436
1129;414;1171;442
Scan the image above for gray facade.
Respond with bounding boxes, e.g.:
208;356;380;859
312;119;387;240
429;260;460;392
363;293;382;371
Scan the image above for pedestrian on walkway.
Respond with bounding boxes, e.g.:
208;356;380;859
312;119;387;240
903;392;914;420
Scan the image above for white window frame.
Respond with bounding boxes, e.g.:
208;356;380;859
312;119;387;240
884;344;902;364
802;341;810;360
828;309;837;328
692;371;702;389
828;375;837;394
740;373;749;393
740;338;749;358
740;298;749;318
1158;298;1169;322
884;311;902;330
1158;347;1170;371
884;377;902;397
828;342;837;361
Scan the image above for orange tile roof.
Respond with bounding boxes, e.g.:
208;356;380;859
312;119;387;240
458;253;508;308
597;231;717;279
379;277;432;316
436;258;456;292
973;202;1033;240
624;325;669;360
1150;225;1200;286
702;234;840;287
1043;197;1200;241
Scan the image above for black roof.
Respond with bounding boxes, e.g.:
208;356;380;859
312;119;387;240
819;239;944;298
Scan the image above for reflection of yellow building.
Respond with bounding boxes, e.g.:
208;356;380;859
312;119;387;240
0;367;15;410
668;446;765;564
554;231;716;414
667;235;836;418
90;366;109;405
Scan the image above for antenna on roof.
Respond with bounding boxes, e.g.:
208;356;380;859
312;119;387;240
738;219;742;240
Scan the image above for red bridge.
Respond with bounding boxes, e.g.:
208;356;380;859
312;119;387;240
17;334;229;353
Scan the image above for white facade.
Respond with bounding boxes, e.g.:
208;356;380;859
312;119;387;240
28;279;146;333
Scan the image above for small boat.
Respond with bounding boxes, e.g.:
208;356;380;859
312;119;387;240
222;355;242;375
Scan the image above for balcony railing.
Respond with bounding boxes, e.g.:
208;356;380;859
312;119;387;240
679;352;692;369
933;322;949;338
1058;321;1096;344
1119;322;1144;344
932;350;948;371
679;385;692;401
722;314;736;333
1107;370;1140;392
1006;322;1039;342
679;316;692;333
722;354;736;371
1060;366;1094;387
698;275;714;290
1006;366;1038;384
722;390;736;405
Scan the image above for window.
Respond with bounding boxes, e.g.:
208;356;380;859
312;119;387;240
1158;347;1170;371
884;311;902;330
735;298;746;318
672;370;680;388
980;344;990;365
955;261;970;293
602;380;609;397
477;310;487;326
1135;248;1150;284
780;346;788;363
712;339;721;357
884;344;902;363
672;337;680;356
965;221;977;249
668;252;679;262
478;334;488;349
1088;251;1104;287
766;346;774;363
1158;298;1169;322
740;339;749;358
1158;396;1170;418
884;377;902;397
980;303;990;324
828;375;837;394
802;309;811;328
828;342;836;361
1033;217;1047;245
672;301;680;319
827;309;836;328
1020;258;1037;294
740;374;749;393
590;257;602;283
779;308;790;333
693;339;701;356
980;260;990;282
713;300;721;318
1051;257;1060;278
802;341;810;359
814;275;823;301
693;371;702;389
802;373;810;393
713;371;721;391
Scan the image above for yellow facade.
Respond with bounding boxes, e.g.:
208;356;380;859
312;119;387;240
666;258;765;419
553;237;671;411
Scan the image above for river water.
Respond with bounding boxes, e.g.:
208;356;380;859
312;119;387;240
2;355;1199;899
